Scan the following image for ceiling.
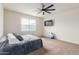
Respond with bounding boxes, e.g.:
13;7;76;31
3;3;79;17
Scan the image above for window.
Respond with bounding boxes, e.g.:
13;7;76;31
29;19;36;31
21;18;36;31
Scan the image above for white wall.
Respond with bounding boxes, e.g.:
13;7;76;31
44;8;79;44
0;4;4;38
4;9;43;36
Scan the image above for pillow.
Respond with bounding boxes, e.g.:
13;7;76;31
7;33;20;44
7;33;16;39
13;33;24;41
0;36;6;42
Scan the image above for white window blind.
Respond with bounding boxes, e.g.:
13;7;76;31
21;18;36;31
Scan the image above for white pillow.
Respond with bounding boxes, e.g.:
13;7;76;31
0;36;6;43
7;33;20;44
7;33;16;39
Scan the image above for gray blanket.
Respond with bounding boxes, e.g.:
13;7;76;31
0;35;43;55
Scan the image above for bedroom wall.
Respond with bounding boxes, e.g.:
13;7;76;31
0;4;4;38
43;8;79;44
4;9;43;36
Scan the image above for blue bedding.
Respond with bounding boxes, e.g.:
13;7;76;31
0;39;43;55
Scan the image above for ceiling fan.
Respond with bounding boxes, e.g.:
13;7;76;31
37;3;55;15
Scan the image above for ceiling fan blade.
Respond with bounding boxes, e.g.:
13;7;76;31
47;9;55;11
37;8;42;11
37;10;42;14
45;4;54;9
42;3;45;9
45;11;51;14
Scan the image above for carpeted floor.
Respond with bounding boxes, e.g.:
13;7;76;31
29;38;79;55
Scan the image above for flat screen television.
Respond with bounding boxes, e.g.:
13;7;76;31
44;20;53;26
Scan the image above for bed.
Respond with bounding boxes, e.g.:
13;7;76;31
0;34;43;55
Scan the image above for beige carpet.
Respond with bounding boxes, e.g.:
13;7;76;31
29;38;79;55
